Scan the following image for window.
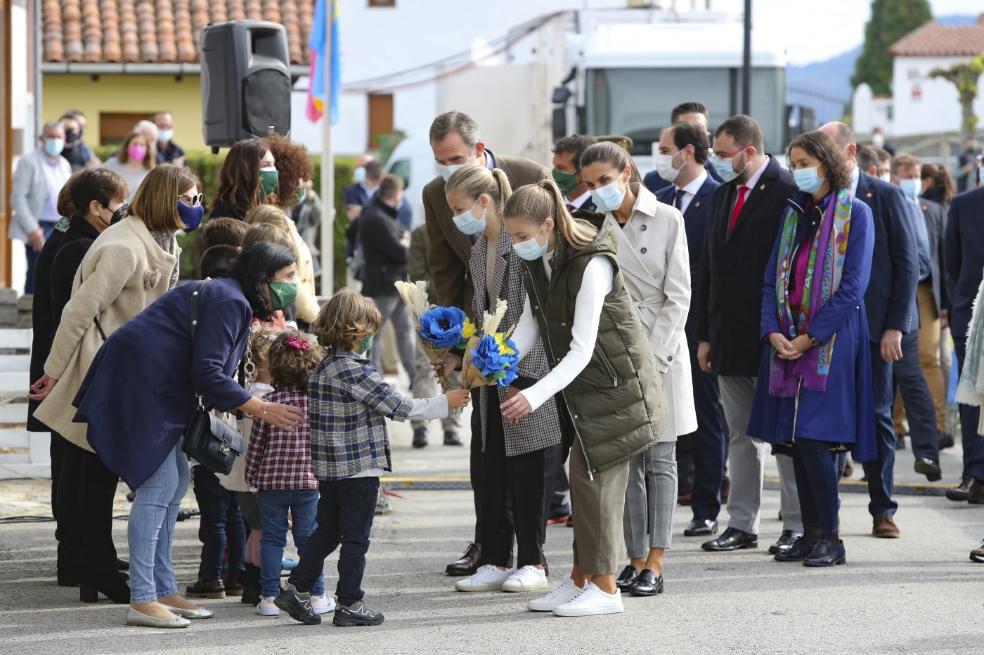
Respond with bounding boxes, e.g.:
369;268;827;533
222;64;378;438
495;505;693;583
368;0;395;7
99;112;151;146
367;94;394;149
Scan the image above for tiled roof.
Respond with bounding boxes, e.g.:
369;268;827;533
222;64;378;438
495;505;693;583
888;15;984;57
43;0;314;65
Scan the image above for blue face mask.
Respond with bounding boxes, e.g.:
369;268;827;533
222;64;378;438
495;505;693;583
899;178;921;200
590;179;626;213
439;163;465;182
979;167;984;186
513;225;548;261
353;166;367;184
793;166;825;194
44;138;64;157
709;153;743;183
177;201;205;232
452;199;486;235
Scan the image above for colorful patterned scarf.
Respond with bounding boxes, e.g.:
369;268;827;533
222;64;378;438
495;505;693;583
768;188;853;396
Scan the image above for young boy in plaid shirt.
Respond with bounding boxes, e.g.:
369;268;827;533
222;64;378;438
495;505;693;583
276;289;470;626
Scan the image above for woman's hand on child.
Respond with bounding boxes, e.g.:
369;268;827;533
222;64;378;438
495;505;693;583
261;402;305;429
446;388;471;409
500;392;532;424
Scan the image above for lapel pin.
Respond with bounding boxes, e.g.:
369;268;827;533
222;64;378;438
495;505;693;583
866;192;873;199
759;184;765;191
694;201;701;208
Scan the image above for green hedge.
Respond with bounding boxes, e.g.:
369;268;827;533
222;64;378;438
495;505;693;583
94;146;356;290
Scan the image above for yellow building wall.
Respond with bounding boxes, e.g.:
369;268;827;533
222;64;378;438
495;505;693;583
42;74;206;151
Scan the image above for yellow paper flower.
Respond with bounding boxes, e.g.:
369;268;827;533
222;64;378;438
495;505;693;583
494;332;516;356
462;318;476;340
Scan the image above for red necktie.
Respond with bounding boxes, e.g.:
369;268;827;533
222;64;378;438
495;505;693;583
728;185;748;236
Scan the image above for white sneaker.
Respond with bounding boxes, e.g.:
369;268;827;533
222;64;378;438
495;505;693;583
527;577;582;611
552;581;624;617
454;564;513;592
256;596;280;616
311;594;335;615
502;565;549;592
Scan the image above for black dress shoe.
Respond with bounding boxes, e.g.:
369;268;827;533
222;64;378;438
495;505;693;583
615;565;638;591
443;431;464;446
701;527;757;552
774;536;818;562
412;426;428;449
969;480;984;505
684;519;718;537
946;478;974;502
803;539;846;567
914;458;942;482
57;571;80;587
939;431;955;449
80;571;130;604
445;543;481;576
628;569;663;597
768;530;802;555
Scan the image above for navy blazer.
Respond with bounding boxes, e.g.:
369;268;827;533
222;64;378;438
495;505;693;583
945;186;984;339
74;277;253;490
855;172;919;341
644;161;723;195
656;174;721;340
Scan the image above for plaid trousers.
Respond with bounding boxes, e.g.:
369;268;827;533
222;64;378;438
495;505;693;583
623;441;677;556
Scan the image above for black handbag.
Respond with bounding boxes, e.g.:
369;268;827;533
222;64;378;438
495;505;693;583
180;279;246;475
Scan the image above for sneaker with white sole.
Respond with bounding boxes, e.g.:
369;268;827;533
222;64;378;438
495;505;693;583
311;594;335;614
256;596;281;616
552;581;624;617
527;577;582;611
502;565;549;592
454;564;513;592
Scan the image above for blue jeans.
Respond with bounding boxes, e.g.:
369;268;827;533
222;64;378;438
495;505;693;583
192;466;245;582
128;444;191;603
863;345;898;518
259;489;322;598
24;220;56;294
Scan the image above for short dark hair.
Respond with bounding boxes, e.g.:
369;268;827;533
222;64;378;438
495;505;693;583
671;101;708;123
365;160;384;182
552;135;597;172
429;110;481;147
787;130;851;191
203;217;248;249
669;121;709;164
378;174;404;201
232;242;296;321
70;168;129;217
715;114;764;152
856;145;881;172
200;244;240;279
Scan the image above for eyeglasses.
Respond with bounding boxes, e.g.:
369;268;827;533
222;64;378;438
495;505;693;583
178;193;203;206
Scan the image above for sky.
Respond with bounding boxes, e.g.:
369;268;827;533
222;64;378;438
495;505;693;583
711;0;984;65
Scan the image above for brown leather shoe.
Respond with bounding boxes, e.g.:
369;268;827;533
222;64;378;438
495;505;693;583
872;514;900;539
971;541;984;563
185;578;226;599
445;543;481;577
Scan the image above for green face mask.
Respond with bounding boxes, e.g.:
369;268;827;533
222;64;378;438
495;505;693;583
268;281;297;311
358;334;374;354
296;186;307;202
551;169;579;196
259;167;279;196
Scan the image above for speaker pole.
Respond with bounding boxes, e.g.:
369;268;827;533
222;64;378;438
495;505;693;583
318;3;335;296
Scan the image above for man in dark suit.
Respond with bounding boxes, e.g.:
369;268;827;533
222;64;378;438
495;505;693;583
423;110;549;576
890;154;946;481
821;122;919;538
944;178;984;504
654;121;727;538
696;115;802;554
643;101;723;194
551;134;597;213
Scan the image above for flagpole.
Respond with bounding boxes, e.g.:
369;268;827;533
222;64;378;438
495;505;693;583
318;1;334;296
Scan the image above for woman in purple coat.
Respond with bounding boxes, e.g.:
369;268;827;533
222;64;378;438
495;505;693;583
748;131;875;568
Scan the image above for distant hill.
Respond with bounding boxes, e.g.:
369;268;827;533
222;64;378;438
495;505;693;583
785;14;978;123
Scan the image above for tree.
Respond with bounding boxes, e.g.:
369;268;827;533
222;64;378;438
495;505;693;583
851;0;932;95
930;54;984;140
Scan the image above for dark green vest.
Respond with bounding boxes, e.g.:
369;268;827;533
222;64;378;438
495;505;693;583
521;220;666;477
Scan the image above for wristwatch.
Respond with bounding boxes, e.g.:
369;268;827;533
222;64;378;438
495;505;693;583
807;333;820;347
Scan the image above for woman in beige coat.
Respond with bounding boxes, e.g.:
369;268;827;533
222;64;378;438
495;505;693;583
31;164;201;605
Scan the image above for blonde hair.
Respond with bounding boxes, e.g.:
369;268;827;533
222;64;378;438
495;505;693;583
503;179;597;250
242;222;293;252
246;203;292;231
446;165;512;213
312;288;382;351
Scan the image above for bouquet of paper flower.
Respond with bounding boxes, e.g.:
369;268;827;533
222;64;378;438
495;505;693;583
394;280;468;391
461;299;521;389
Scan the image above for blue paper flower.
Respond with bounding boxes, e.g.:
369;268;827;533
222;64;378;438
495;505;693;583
418;306;466;349
469;334;520;388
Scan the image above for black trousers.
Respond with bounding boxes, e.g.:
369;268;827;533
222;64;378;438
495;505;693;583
477;396;548;569
289;477;379;606
49;433;78;575
59;440;120;579
469;387;484;544
893;331;939;462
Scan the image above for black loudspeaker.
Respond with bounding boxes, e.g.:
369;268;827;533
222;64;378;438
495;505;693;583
200;20;292;149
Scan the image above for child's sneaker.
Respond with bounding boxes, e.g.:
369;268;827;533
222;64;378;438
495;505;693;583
501;565;549;592
256;596;280;616
274;583;321;625
311;594;335;615
332;599;384;627
454;564;513;592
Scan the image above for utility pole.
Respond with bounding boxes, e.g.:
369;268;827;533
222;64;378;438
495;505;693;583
319;2;334;296
742;0;752;115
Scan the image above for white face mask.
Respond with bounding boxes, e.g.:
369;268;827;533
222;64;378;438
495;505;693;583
653;152;683;183
880;172;892;183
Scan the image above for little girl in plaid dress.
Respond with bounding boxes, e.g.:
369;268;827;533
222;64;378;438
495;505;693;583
244;330;333;618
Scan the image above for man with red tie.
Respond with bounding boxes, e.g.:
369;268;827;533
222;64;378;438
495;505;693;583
695;115;802;555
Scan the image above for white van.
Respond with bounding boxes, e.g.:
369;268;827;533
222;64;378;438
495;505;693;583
385;136;438;229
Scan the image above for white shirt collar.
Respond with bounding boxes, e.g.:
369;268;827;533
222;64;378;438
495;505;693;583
850;166;860;195
740;156;770;192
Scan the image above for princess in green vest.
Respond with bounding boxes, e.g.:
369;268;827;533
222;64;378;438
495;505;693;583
500;179;667;617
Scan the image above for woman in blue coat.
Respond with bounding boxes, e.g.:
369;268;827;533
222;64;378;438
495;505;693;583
73;242;304;628
748;130;875;568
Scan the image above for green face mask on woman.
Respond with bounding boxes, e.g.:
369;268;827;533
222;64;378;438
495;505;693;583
268;281;297;311
259;167;279;196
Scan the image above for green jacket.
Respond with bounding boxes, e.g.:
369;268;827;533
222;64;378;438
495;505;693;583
521;220;666;477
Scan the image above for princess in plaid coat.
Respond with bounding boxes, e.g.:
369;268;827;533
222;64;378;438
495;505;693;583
442;165;562;594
